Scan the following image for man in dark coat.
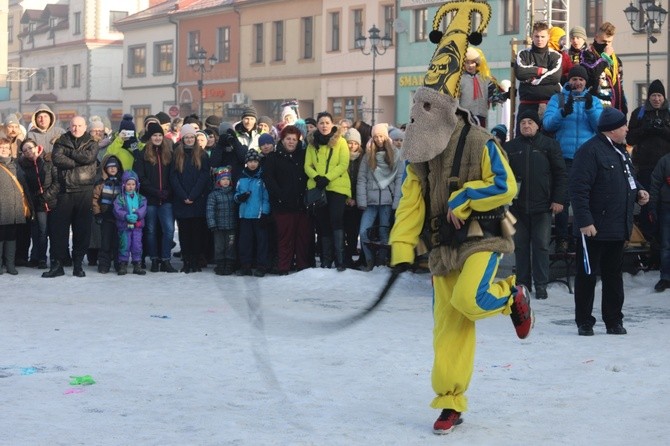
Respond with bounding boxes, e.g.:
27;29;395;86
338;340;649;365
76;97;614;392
570;108;649;336
43;116;99;278
505;109;567;299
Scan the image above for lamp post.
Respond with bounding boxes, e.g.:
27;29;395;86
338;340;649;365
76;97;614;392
355;25;392;125
187;48;217;119
624;0;668;91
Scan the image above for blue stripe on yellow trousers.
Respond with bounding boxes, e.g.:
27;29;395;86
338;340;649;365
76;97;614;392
430;251;515;412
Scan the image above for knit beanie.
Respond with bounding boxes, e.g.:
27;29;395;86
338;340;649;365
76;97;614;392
281;106;297;121
4;114;19;126
205;115;222;131
465;47;480;63
389;128;405;141
90;120;105;130
183;114;201;126
155;111;171;125
214;166;232;184
371;123;390;139
245;148;260;163
104;156;119;170
119;114;135;133
241;106;257;120
258;115;274;128
146;122;164;137
180;123;197;138
518;110;541;128
304;117;317;127
598;108;627;133
258;133;275;146
344;128;362;145
569;26;587;41
568;65;589;81
491;124;508;142
648;79;666;98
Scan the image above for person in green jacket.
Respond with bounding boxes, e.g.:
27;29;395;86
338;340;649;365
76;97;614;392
304;111;351;271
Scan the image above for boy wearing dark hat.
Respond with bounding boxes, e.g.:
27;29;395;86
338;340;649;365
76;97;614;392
570;107;649;336
543;63;603;253
92;155;124;273
234;149;270;276
206;166;238;275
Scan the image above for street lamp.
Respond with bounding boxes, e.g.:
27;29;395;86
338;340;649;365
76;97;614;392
187;47;217;119
624;0;668;91
355;25;392;125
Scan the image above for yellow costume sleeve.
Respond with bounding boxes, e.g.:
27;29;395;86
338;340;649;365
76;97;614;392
390;163;425;266
448;140;517;220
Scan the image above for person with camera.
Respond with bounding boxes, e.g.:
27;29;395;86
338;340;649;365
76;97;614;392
628;79;670;267
543;65;602;253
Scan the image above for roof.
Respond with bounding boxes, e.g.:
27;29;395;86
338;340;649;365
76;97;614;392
20;9;43;24
170;0;233;15
115;0;178;26
27;93;58;103
44;4;68;18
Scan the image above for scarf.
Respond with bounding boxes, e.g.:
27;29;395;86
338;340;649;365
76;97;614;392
314;128;336;147
372;150;398;189
350;150;361;161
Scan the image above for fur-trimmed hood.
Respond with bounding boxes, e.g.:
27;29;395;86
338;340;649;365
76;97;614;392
306;126;346;149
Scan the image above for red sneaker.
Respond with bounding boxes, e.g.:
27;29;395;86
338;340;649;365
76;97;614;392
510;285;534;339
433;409;463;434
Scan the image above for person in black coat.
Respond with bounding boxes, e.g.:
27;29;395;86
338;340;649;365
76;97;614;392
505;110;567;300
209;121;247;185
570;108;649;336
262;125;311;274
18;139;59;269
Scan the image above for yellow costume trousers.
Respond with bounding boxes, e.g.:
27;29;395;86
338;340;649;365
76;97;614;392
430;251;516;413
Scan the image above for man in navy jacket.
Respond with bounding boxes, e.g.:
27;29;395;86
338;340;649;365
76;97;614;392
570;108;649;336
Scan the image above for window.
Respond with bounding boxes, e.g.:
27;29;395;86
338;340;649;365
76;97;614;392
302;17;313;59
353;9;364;42
129;45;146;76
36;71;44;90
60;65;68;88
132;106;151;126
585;0;603;36
154;41;173;74
329;97;364;122
217;27;230;63
47;67;55;90
254;23;264;63
8;15;13;43
73;64;81;88
637;82;648;107
383;5;394;41
503;0;519;35
109;11;128;33
188;31;200;58
330;12;340;52
414;8;428;42
551;0;567;24
73;12;81;35
26;76;33;92
273;21;284;62
49;17;57;28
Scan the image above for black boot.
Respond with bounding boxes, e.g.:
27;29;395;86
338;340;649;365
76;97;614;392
181;258;191;273
73;258;86;277
117;263;128;276
132;262;146;275
222;260;234;276
321;236;333;268
150;259;160;273
333;230;346;272
42;260;64;278
160;260;178;273
214;261;225;275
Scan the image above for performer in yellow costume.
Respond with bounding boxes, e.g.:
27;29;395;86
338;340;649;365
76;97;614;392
389;0;534;434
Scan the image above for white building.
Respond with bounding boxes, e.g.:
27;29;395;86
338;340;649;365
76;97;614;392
116;0;178;125
17;0;150;127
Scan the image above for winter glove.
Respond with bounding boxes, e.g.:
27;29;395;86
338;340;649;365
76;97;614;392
561;95;574;117
237;191;251;203
314;175;330;190
126;214;138;224
94;214;103;225
584;92;593;110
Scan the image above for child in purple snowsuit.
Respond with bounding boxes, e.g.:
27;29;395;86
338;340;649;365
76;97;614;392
113;170;147;275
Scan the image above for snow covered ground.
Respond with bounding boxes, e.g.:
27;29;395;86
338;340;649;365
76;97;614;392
1;263;668;445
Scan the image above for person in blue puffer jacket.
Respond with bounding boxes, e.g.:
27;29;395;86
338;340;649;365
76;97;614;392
234;149;270;277
543;64;603;252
